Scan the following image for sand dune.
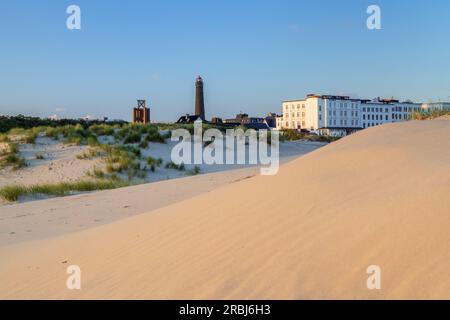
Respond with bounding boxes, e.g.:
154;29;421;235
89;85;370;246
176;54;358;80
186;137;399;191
0;166;260;246
1;119;450;299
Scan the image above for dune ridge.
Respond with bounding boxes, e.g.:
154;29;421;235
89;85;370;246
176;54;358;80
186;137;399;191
1;119;450;299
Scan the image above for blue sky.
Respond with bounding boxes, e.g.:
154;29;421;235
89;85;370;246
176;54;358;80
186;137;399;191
0;0;449;121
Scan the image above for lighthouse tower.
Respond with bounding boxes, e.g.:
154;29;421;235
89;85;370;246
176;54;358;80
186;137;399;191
195;76;205;120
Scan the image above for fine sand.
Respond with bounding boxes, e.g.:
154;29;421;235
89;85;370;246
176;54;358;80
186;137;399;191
1;119;450;299
0;166;260;246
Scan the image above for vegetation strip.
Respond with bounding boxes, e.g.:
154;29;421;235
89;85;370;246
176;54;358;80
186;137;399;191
0;180;130;202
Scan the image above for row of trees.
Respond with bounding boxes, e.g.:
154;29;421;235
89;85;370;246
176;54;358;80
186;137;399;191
0;115;127;133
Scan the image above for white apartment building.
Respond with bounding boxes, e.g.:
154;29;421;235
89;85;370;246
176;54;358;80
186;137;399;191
277;94;429;137
361;99;421;128
277;94;362;136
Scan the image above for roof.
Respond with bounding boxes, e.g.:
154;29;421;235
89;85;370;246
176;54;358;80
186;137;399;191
176;114;203;123
244;123;270;130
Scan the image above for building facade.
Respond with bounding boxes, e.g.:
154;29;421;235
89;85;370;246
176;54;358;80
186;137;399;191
277;95;362;136
277;94;430;136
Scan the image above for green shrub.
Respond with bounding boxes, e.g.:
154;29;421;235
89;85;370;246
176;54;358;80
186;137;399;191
165;161;185;171
139;140;149;149
24;131;38;144
45;127;59;140
0;134;9;143
124;132;141;144
92;167;105;179
9;143;18;154
89;124;115;136
87;136;99;147
281;129;303;141
35;154;45;160
188;165;201;175
145;131;166;143
64;136;82;145
147;156;163;167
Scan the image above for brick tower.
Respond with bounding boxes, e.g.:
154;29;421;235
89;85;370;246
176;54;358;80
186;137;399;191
195;76;205;120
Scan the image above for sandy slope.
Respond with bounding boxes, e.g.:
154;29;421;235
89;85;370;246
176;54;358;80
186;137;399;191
1;119;450;299
0;166;260;246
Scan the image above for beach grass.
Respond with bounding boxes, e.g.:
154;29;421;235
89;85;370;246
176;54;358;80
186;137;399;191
411;110;450;120
0;180;130;202
0;142;27;170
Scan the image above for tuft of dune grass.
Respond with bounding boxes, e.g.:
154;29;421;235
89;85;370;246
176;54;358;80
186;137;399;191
0;142;26;170
0;180;130;202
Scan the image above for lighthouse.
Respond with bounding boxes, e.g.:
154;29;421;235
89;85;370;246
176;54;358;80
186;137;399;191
195;76;205;120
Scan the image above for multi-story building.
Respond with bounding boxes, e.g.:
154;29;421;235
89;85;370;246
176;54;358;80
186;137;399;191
392;100;422;122
361;99;421;128
361;100;391;128
277;94;429;136
277;94;362;136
